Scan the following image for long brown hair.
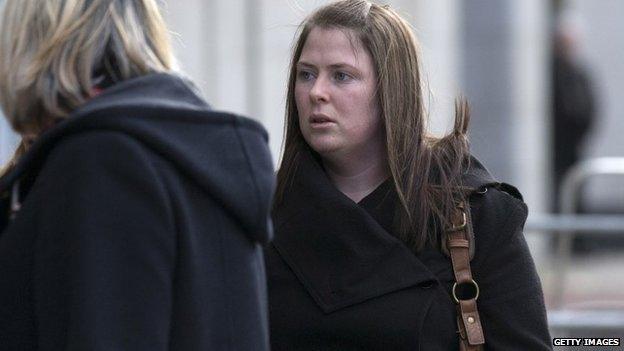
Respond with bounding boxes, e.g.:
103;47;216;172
275;0;471;251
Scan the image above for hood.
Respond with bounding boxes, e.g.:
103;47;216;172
0;73;275;243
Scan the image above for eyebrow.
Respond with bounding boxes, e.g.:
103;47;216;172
296;61;359;71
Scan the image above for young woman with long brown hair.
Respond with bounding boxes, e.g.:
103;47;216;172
265;1;551;349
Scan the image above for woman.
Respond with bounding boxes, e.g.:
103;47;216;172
266;1;551;350
0;1;274;350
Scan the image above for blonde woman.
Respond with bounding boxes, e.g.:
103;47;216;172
265;1;551;350
0;1;273;350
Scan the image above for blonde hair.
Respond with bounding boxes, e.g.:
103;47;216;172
276;0;471;251
0;0;175;136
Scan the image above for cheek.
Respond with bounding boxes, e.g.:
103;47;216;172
368;99;383;132
359;112;383;140
294;86;310;135
344;92;381;136
294;85;309;114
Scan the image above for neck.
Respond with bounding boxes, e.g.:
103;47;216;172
322;149;389;203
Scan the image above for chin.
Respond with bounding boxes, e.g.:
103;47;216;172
305;136;342;156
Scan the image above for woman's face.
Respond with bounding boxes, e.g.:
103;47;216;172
295;27;382;160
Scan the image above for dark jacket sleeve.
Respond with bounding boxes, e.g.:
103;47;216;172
32;131;176;351
472;193;552;351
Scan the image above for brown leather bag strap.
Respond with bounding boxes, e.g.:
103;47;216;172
446;201;485;351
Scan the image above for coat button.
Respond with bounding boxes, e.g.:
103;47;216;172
467;316;475;324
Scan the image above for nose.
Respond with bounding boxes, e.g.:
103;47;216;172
309;76;329;103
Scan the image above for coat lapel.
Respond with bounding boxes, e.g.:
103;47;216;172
272;150;437;313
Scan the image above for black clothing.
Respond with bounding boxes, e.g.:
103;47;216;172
266;150;551;350
552;54;595;205
0;73;274;350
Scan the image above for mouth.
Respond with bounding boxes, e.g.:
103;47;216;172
309;114;336;127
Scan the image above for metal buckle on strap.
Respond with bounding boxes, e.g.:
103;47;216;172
452;279;480;304
446;202;468;232
447;211;467;232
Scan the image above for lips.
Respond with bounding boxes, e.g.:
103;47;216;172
310;114;335;124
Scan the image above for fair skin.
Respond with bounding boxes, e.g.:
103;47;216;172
295;27;388;202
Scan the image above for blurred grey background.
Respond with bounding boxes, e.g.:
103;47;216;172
2;0;623;213
1;0;623;324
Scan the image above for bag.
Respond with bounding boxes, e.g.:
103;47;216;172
444;199;485;351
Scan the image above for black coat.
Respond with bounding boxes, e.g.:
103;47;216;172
552;54;595;202
266;150;552;350
0;73;275;350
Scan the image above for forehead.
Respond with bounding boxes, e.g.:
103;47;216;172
299;27;371;67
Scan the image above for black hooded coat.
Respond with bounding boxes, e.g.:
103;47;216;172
265;150;552;350
0;73;274;350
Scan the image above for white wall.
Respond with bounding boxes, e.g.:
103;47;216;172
510;0;550;214
573;0;624;210
395;0;461;136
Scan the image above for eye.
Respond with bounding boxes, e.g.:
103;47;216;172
297;70;314;81
334;71;352;82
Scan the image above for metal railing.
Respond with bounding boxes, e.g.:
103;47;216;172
547;310;624;331
523;157;624;332
554;158;624;309
525;212;624;331
526;213;624;234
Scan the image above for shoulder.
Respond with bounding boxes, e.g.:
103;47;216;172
230;114;269;140
461;154;526;221
41;130;164;188
47;130;153;167
471;185;527;228
461;155;529;249
34;130;173;224
468;183;528;272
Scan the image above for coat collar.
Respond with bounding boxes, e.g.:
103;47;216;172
272;149;437;313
